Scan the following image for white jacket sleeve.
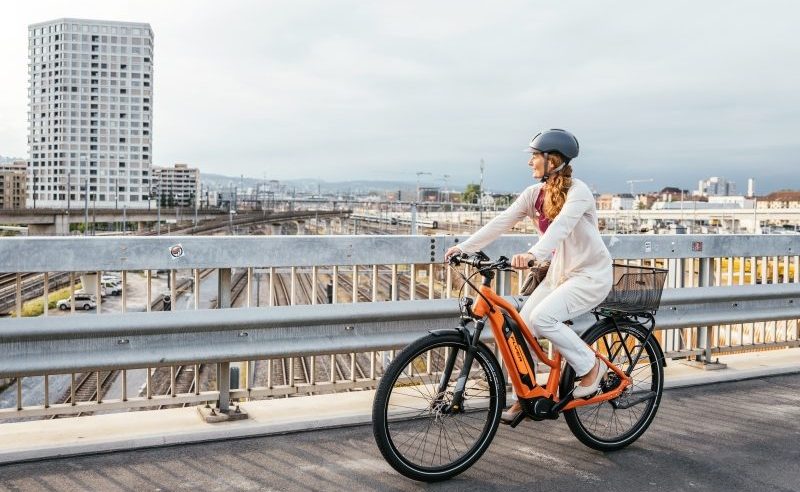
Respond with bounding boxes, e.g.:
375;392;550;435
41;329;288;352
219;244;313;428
457;188;534;253
527;183;592;261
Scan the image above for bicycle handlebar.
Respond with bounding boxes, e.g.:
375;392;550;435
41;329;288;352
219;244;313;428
448;253;536;270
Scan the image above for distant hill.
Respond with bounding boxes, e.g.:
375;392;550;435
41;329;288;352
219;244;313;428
199;173;466;195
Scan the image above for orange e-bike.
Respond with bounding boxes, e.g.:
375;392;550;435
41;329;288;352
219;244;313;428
372;252;668;482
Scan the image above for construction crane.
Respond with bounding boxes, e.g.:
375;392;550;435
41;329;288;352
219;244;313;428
626;178;654;197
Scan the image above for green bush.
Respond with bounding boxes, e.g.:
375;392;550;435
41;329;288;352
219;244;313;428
10;284;81;317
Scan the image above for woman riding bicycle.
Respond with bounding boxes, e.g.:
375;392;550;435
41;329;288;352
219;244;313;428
445;128;613;423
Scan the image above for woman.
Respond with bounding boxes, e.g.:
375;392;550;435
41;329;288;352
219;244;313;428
444;129;613;423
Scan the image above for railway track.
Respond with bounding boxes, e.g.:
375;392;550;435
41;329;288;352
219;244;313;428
15;219;444;415
49;371;116;418
253;270;377;398
150;268;249;403
0;272;74;315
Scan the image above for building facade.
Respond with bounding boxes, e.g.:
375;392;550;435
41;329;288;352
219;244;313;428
596;193;635;210
698;176;736;197
0;161;28;210
151;163;200;208
27;18;154;209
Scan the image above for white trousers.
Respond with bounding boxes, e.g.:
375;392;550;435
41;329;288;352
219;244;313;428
519;275;607;377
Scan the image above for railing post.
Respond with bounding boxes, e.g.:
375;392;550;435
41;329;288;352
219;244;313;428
218;268;231;309
693;257;725;369
498;269;511;296
216;268;232;413
697;258;711;363
217;361;231;413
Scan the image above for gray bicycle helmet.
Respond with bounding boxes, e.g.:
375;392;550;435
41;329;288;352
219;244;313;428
523;129;580;182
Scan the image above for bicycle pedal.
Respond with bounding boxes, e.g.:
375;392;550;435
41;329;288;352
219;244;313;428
508;411;527;428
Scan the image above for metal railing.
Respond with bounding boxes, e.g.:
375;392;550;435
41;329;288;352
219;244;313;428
0;234;798;420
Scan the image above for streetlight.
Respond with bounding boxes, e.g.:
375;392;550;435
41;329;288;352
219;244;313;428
83;177;89;236
153;180;161;235
479;159;485;226
80;154;88;236
413;171;432;235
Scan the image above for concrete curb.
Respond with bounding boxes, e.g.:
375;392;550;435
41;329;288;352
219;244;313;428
1;360;798;466
664;363;800;390
2;413;374;465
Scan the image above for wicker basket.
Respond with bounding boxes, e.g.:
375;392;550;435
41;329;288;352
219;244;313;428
598;264;668;315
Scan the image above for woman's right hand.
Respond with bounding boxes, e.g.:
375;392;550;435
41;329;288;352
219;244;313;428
444;246;463;263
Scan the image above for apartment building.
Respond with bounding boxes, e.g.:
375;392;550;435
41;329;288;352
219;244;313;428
27;18;154;208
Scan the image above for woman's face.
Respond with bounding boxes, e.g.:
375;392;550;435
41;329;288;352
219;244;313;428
528;152;545;180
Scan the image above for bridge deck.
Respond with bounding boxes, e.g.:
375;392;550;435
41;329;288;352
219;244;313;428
0;374;797;491
0;350;799;492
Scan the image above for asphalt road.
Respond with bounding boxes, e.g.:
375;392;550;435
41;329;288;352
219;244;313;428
1;374;798;492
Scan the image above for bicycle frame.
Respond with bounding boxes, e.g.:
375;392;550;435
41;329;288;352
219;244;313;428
470;282;632;412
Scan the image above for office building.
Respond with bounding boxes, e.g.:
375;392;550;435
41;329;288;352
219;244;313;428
151;163;200;207
27;18;154;209
0;161;28;209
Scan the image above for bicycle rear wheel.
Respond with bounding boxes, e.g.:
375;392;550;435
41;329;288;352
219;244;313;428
561;319;664;451
372;332;504;482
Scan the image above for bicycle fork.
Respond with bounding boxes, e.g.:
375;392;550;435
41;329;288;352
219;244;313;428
434;317;487;414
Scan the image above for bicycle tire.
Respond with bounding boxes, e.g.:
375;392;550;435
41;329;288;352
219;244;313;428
561;319;664;451
372;332;505;482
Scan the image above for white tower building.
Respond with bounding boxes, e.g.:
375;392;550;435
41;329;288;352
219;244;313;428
27;18;154;209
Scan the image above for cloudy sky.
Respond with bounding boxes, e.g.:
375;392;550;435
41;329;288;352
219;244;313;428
1;1;799;194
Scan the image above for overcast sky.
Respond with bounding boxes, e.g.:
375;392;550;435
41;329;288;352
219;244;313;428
1;1;799;194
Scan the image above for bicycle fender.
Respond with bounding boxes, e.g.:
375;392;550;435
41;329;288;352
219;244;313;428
429;327;472;347
429;328;461;336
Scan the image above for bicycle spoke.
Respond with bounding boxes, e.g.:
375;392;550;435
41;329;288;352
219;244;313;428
381;339;498;472
569;323;661;445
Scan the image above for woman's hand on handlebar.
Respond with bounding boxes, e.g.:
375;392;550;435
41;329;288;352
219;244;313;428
511;252;536;269
444;246;463;263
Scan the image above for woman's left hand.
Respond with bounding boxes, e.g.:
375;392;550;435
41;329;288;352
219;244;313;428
511;252;535;269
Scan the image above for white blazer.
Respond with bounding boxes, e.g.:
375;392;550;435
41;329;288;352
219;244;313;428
458;178;613;313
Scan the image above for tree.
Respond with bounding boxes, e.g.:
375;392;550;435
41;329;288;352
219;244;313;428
462;183;481;204
496;194;515;207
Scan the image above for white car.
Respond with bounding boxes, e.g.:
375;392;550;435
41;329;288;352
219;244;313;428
101;280;123;296
57;294;97;311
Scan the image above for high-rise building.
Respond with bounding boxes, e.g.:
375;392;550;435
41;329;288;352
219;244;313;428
27;18;154;209
0;161;28;210
697;176;736;197
152;163;200;208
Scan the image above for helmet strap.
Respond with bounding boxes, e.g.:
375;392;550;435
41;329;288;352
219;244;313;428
540;153;567;183
540;152;550;183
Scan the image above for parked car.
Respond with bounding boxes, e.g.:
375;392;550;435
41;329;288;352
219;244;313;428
56;294;97;311
101;280;122;296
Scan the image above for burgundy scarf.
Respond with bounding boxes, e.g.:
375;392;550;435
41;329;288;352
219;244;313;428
535;189;551;232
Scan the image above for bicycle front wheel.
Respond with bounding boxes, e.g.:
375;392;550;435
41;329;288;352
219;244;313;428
372;332;505;482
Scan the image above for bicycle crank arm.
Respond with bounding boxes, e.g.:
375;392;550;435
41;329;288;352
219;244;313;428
612;390;657;410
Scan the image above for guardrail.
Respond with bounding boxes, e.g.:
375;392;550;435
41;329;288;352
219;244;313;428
0;234;798;419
